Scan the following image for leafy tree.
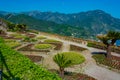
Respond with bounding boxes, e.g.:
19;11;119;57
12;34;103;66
53;52;85;78
53;53;72;78
97;31;120;59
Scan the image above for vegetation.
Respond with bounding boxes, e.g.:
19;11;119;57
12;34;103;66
70;44;87;51
5;41;21;48
10;33;26;38
37;36;46;39
23;36;37;42
0;37;61;80
53;52;85;78
4;39;21;48
92;54;120;70
1;14;89;38
34;44;52;49
44;39;61;43
97;31;120;59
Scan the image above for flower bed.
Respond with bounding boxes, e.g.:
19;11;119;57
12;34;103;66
92;54;120;71
37;36;46;39
70;44;87;51
10;33;26;39
44;39;61;43
18;44;50;52
25;55;43;62
39;42;62;50
26;33;36;38
4;39;21;49
34;44;52;49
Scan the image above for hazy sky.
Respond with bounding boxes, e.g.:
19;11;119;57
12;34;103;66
0;0;120;18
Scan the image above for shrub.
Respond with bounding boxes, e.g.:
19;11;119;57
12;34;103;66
34;44;52;49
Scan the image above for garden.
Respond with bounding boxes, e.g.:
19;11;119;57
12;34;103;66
1;30;120;80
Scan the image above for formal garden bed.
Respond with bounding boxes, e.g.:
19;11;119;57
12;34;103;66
44;39;61;43
18;44;50;52
25;55;44;63
36;36;46;40
43;39;63;50
92;54;120;71
70;44;87;51
34;44;53;50
4;39;21;49
9;33;26;39
22;36;37;42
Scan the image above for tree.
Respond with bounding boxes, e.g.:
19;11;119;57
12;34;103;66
53;54;72;78
97;31;120;59
53;52;85;78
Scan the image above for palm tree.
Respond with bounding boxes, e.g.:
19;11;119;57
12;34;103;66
53;54;72;78
97;31;120;59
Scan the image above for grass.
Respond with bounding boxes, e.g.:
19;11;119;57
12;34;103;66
44;39;61;43
4;39;21;48
34;44;53;49
61;52;85;65
5;41;21;48
4;39;16;42
10;33;26;38
37;36;46;39
23;37;37;42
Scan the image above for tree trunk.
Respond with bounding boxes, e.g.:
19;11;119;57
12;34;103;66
59;67;64;78
107;44;111;59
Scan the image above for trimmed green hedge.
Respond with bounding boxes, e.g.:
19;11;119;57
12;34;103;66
0;37;61;80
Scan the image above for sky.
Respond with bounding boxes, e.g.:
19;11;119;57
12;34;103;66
0;0;120;18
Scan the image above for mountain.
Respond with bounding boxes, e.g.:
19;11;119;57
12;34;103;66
22;10;120;35
0;14;89;38
0;10;120;39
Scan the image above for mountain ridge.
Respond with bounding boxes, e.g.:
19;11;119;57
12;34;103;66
0;10;120;39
